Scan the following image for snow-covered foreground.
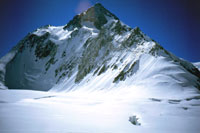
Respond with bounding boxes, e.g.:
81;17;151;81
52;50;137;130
0;88;200;133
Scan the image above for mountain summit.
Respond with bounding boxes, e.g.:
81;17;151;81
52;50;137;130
64;3;118;30
0;3;200;92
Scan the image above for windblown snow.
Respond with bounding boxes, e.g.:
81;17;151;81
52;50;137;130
0;3;200;133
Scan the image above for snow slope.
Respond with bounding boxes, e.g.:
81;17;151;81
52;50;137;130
193;62;200;70
1;3;200;92
0;50;17;90
0;3;200;132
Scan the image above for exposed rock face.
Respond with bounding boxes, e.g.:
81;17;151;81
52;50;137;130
0;3;199;92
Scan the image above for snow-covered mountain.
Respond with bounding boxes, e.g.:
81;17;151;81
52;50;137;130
1;3;200;133
0;3;200;93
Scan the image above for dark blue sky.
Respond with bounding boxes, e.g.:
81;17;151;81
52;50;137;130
0;0;199;62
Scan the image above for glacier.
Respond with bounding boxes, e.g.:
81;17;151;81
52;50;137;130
0;3;200;133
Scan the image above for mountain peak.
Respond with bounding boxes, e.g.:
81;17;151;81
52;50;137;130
64;3;119;30
2;2;200;94
93;3;104;9
83;3;118;20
